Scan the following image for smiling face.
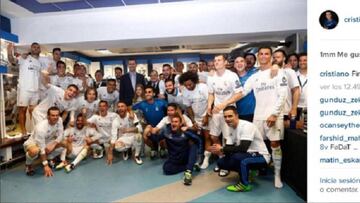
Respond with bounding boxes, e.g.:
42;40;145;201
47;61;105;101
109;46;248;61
170;116;181;131
48;109;60;125
258;48;272;67
234;56;246;73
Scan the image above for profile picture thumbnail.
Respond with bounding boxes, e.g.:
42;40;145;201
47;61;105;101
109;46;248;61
319;10;339;30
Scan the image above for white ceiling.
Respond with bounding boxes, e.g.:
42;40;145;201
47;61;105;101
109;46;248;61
2;0;307;57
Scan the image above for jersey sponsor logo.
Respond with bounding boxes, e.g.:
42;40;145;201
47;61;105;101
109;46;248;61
235;80;241;88
215;90;231;95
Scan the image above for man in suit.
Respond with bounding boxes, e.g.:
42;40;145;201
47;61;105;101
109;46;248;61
120;58;146;106
147;70;160;98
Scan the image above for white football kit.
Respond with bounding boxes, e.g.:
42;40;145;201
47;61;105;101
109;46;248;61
207;70;243;137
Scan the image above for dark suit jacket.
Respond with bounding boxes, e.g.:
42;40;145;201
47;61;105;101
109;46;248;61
147;80;160;98
119;72;146;106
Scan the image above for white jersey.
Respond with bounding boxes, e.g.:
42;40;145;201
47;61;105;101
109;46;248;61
225;120;270;163
76;98;99;118
207;69;242;108
97;87;119;109
39;56;56;74
26;118;64;155
243;69;288;120
198;71;208;83
72;77;85;92
18;55;41;92
182;83;209;124
283;68;300;115
64;126;100;147
297;72;307;108
166;88;185;110
156;115;193;129
50;75;74;90
35;85;77;115
87;112;119;142
111;113;142;144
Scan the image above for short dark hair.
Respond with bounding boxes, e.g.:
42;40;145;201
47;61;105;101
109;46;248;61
99;100;108;106
258;46;273;55
117;100;127;106
77;113;84;120
164;78;174;84
244;52;256;60
178;71;199;85
115;67;123;72
107;78;116;84
144;85;154;92
215;54;228;61
95;70;103;75
274;49;287;58
163;64;172;69
56;60;66;68
52;47;61;53
199;59;207;65
31;42;40;46
128;58;136;63
67;84;79;91
167;103;178;110
223;106;238;115
84;87;98;101
298;52;307;59
47;106;60;116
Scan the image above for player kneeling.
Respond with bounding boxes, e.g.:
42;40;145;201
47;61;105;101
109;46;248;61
210;106;270;192
23;107;66;177
107;101;143;165
55;113;101;173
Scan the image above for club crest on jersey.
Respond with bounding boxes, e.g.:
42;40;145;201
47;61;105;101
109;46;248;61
235;80;241;88
280;76;288;86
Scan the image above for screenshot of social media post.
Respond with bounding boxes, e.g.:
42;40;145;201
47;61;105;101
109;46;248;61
309;0;360;202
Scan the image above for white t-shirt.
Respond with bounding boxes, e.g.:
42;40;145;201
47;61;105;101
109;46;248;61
50;75;74;90
27;118;64;155
207;69;243;108
97;87;119;109
156;115;193;129
243;69;288;120
35;85;78;115
283;68;300;115
64;126;100;147
18;55;41;92
87;112;119;142
297;72;307;108
111;113;142;144
182;83;209;124
225;120;270;163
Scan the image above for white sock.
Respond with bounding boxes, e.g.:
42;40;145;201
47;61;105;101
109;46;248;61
72;148;88;166
60;148;67;162
200;151;211;169
272;146;283;188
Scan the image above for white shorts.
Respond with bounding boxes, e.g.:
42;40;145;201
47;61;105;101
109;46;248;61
209;112;230;137
115;136;135;150
68;146;83;159
17;88;39;107
253;119;284;141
